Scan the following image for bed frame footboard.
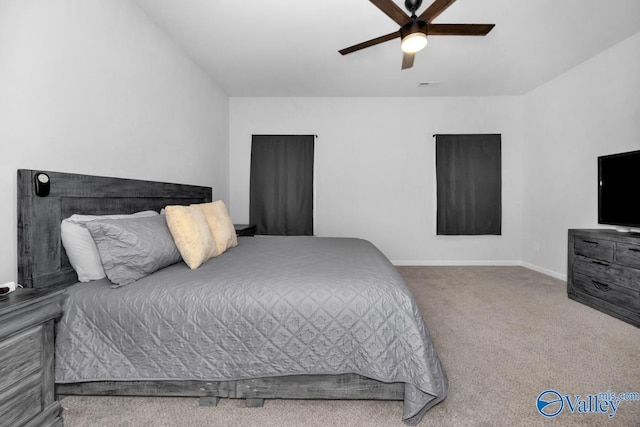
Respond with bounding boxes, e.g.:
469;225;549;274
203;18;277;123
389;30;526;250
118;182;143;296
56;374;404;403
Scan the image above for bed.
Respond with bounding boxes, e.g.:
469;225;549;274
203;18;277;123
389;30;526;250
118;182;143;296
17;169;447;425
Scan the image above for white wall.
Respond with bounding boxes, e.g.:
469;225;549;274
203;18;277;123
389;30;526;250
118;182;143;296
229;97;523;264
522;31;640;278
4;1;633;284
0;0;229;284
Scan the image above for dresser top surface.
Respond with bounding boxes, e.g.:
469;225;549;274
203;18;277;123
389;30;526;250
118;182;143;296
570;228;640;242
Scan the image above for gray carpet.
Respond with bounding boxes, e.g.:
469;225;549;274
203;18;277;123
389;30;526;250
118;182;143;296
61;266;640;426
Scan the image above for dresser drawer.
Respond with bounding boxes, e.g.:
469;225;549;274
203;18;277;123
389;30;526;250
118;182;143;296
616;242;640;269
574;256;640;291
574;273;640;311
0;372;42;427
574;237;614;262
0;326;42;393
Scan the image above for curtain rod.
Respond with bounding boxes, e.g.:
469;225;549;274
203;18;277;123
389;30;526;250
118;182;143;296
251;134;317;137
433;133;501;137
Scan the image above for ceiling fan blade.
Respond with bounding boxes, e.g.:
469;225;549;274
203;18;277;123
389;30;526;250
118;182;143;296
428;23;495;36
419;0;457;22
401;52;415;70
339;31;400;55
370;0;410;26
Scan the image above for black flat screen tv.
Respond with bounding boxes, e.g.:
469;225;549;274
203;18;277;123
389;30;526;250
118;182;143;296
598;149;640;231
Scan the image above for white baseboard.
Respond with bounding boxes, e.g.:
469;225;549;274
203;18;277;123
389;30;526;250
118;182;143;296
392;260;567;282
520;261;567;281
392;260;522;266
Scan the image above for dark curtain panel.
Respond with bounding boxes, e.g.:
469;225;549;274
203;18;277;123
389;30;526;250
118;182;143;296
436;134;502;235
250;135;314;235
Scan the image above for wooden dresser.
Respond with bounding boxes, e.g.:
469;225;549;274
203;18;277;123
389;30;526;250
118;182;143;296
0;287;65;427
568;229;640;327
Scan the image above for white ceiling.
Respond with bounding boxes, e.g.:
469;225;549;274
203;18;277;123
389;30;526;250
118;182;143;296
131;0;640;97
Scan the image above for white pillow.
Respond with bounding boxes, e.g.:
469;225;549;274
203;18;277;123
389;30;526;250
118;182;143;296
61;210;158;282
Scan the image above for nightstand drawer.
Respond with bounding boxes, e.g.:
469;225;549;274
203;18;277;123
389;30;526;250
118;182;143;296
0;326;42;392
573;273;640;311
616;243;640;269
0;372;42;427
574;237;614;262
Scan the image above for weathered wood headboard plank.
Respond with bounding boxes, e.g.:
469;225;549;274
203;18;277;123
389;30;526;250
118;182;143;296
17;170;212;289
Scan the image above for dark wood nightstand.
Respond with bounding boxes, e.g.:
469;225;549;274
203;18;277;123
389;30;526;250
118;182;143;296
0;287;65;427
234;224;257;237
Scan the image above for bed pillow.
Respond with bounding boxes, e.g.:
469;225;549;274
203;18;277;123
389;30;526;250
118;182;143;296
61;210;159;282
164;205;219;269
85;215;181;287
196;200;238;256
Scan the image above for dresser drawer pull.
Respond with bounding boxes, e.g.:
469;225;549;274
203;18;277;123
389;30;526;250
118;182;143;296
582;240;599;246
592;280;610;292
591;260;609;267
629;248;640;253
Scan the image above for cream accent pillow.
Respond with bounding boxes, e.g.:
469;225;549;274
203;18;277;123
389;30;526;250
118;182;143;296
196;201;238;256
165;205;218;269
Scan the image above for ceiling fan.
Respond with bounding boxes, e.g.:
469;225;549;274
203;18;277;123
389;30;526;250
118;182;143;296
339;0;495;70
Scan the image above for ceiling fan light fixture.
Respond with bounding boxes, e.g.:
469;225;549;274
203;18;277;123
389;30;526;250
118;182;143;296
401;32;427;53
400;19;428;54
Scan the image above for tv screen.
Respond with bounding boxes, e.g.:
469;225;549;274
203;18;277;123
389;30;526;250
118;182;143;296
598;149;640;230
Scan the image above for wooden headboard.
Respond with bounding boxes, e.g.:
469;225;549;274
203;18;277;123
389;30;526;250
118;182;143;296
17;169;212;289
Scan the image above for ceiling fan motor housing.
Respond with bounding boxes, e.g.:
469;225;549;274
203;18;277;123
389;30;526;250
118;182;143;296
401;19;427;39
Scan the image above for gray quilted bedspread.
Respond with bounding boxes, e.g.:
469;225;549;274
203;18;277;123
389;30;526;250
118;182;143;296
55;236;447;424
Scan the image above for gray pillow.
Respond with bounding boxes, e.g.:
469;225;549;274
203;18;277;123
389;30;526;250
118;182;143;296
86;215;181;286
